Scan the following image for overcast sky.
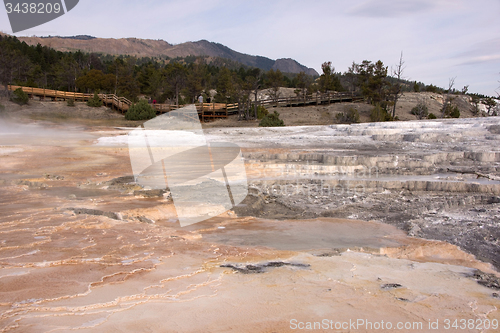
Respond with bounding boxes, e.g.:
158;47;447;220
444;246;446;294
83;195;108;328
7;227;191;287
1;0;499;96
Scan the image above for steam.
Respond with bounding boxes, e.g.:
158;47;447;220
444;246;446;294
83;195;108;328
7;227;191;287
0;119;93;146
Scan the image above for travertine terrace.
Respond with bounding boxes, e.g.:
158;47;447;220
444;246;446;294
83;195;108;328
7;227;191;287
0;116;499;332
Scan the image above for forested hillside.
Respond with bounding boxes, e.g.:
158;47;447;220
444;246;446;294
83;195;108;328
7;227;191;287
1;34;495;119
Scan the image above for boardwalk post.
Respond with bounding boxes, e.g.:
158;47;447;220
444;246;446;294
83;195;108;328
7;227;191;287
3;86;357;116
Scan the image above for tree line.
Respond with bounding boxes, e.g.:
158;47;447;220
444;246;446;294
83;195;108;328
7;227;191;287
2;34;490;120
0;35;315;105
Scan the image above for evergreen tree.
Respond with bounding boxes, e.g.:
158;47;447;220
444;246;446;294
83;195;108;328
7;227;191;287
259;111;284;127
354;60;388;104
319;61;342;93
214;67;233;103
125;100;156;120
76;69;115;93
164;62;187;106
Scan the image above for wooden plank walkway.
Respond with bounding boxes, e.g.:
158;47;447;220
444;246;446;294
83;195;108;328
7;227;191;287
261;92;363;108
8;85;132;113
8;85;362;121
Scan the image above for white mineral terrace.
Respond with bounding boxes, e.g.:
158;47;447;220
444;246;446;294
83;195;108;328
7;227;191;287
0;117;499;332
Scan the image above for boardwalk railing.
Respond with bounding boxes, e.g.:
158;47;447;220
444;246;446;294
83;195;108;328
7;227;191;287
259;92;363;107
8;85;133;113
8;85;362;120
100;94;132;113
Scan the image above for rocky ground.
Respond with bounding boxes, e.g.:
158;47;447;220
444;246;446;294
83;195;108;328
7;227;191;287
1;90;495;129
0;99;139;127
200;119;500;270
2;97;500;270
1;97;500;331
204;91;497;127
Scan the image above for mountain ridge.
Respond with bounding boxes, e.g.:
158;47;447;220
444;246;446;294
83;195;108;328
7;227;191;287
13;34;319;76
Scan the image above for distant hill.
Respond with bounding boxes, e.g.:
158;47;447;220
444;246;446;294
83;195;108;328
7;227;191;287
272;58;318;76
15;35;319;76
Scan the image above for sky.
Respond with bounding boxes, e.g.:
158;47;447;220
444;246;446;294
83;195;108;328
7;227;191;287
1;0;499;96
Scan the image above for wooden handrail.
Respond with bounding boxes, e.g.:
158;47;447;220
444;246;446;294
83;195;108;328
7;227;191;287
8;85;362;116
8;85;133;112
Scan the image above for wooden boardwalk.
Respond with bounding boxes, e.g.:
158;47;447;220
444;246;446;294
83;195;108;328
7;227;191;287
261;92;363;107
8;85;362;121
8;85;132;113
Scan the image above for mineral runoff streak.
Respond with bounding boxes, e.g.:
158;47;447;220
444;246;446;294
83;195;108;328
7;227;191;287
4;0;79;33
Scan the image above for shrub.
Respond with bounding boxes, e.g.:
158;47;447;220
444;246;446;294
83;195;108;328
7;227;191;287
67;98;75;107
450;107;460;118
125;100;156;121
11;88;29;105
410;102;428;120
259;111;284;127
470;95;481;115
87;92;102;107
428;113;437;119
443;104;460;118
425;84;440;93
257;105;269;119
370;104;392;122
336;106;360;124
482;97;498;116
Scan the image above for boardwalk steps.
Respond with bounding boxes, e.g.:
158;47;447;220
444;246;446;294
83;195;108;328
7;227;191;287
8;85;363;121
8;85;132;113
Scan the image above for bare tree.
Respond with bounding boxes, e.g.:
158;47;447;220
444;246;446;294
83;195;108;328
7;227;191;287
442;77;456;117
233;74;254;121
0;48;31;98
245;74;260;119
242;77;254;120
267;69;283;106
496;75;500;99
294;71;311;104
0;48;14;96
344;61;358;94
232;75;245;120
411;97;429;120
389;52;405;119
